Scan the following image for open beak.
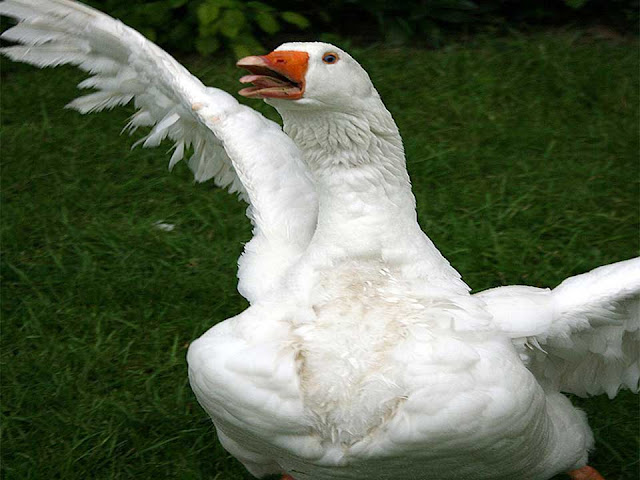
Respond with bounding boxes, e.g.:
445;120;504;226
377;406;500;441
237;51;309;100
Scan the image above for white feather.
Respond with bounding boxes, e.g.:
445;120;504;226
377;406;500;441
1;23;67;45
66;91;134;113
142;111;180;148
168;141;185;170
477;257;640;398
1;44;88;67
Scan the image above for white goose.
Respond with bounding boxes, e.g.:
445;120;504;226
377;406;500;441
2;2;638;480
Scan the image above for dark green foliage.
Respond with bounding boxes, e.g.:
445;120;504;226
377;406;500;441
2;31;638;479
81;0;311;56
82;0;197;50
194;0;310;57
78;0;638;53
319;0;638;46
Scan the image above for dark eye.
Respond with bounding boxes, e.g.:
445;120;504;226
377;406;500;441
322;52;339;64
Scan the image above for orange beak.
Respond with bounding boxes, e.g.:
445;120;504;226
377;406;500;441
237;51;309;100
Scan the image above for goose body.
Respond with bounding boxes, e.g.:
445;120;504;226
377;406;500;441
2;2;638;479
188;265;597;479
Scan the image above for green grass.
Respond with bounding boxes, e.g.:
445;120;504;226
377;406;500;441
2;30;638;479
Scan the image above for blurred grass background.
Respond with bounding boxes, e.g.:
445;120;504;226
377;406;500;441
1;15;639;480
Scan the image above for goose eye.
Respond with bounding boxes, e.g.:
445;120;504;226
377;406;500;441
322;52;339;64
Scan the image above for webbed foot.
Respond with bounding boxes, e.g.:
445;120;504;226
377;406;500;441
568;466;605;480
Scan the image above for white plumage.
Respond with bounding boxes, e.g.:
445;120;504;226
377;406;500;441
2;2;638;479
479;259;639;399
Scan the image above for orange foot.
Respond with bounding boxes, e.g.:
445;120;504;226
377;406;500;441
280;476;295;480
568;466;605;480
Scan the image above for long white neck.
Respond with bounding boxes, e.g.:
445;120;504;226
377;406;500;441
279;98;468;291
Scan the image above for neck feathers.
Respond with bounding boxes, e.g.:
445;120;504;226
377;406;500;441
281;98;405;177
281;100;416;231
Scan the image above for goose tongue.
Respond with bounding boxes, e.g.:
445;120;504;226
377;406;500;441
238;74;301;98
239;74;292;88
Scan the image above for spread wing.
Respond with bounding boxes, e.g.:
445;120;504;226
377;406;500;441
476;257;640;398
1;0;245;190
1;0;318;301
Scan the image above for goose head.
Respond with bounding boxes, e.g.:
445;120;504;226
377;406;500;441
236;42;405;176
237;42;377;112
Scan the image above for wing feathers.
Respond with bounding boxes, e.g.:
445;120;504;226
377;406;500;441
2;23;68;44
2;0;318;303
77;74;146;95
0;2;46;21
66;91;134;113
0;0;248;197
142;112;181;148
479;258;640;398
1;44;89;67
168;141;185;170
